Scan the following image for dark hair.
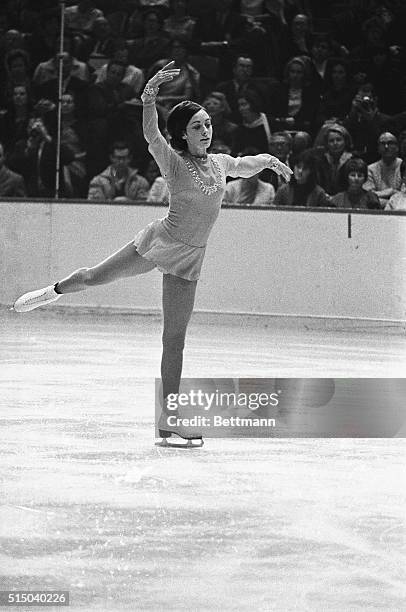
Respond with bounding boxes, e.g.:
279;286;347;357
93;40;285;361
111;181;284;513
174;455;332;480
342;157;368;186
237;89;263;114
5;48;30;72
107;59;126;72
110;140;131;155
292;149;318;189
166;101;205;151
323;57;348;90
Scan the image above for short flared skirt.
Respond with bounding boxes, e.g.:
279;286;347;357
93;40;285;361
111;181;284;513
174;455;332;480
134;219;206;281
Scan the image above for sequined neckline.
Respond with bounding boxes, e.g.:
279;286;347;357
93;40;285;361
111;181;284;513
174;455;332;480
183;154;222;196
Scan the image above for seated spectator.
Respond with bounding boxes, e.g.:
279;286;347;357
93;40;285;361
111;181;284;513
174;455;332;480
163;0;196;41
0;140;26;197
8;116;76;198
65;1;104;36
216;55;255;123
364;44;404;114
385;160;406;211
96;47;145;97
315;123;353;196
81;16;116;66
280;13;312;65
0;83;32;152
202;91;237;149
223;146;275;206
127;8;171;71
87;59;134;176
26;8;60;67
331;157;381;209
88;141;149;202
232;90;272;155
267;131;293;190
307;32;334;93
318;58;354;125
291;130;312;160
343;82;406;164
32;35;90;113
363;132;403;208
147;36;200;114
60;92;88;198
2;48;32;108
274;149;331;207
270;56;320;134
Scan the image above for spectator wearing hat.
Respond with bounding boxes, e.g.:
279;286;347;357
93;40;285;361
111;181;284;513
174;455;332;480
315;123;353;196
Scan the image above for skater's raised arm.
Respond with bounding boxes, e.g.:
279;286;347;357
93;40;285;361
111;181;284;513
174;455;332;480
223;153;293;182
142;62;181;175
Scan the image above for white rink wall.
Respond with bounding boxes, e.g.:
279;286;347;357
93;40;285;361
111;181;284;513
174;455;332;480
1;200;405;321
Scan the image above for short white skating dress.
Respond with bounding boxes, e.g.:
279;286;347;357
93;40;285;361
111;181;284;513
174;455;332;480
136;101;275;281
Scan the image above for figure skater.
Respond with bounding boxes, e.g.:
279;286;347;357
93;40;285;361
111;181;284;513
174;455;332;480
13;62;292;447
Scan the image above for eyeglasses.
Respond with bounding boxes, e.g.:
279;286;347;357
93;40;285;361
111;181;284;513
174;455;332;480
379;141;397;146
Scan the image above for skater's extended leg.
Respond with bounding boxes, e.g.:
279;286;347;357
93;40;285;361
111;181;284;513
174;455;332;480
56;241;155;293
13;241;155;311
161;273;197;401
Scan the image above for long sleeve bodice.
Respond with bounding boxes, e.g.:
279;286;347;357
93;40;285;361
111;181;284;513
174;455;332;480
143;101;275;247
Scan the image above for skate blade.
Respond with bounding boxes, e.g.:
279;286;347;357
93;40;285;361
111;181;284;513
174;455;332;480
155;437;204;449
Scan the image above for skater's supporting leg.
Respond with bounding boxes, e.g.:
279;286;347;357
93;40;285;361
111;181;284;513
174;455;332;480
161;273;197;402
56;241;156;293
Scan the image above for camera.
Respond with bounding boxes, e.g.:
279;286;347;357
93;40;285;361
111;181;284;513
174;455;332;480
360;95;373;110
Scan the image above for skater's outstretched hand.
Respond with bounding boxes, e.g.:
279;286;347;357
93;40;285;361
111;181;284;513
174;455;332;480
144;61;180;95
270;157;293;182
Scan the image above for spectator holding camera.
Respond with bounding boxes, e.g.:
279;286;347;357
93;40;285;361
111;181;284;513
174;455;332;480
343;83;406;164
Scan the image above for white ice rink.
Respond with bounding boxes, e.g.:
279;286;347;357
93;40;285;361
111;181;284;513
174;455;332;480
0;308;405;611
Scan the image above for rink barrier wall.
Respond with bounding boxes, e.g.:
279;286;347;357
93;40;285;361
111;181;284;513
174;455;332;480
1;198;406;323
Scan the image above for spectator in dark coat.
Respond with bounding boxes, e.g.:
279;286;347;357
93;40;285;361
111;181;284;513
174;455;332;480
274;148;331;208
0;141;26;197
315;123;353;196
269;56;321;135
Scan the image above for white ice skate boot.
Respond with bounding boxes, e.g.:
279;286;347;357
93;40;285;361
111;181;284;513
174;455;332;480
156;411;204;448
13;285;61;312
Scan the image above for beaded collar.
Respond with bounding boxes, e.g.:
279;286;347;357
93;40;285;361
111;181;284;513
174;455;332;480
182;154;223;196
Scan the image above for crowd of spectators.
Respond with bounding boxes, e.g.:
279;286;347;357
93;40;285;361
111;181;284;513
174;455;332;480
1;0;406;210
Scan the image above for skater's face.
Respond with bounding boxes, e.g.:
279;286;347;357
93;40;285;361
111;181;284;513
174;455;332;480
183;109;212;154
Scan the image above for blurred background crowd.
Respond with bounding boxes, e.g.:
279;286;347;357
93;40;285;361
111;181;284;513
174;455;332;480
1;0;406;210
